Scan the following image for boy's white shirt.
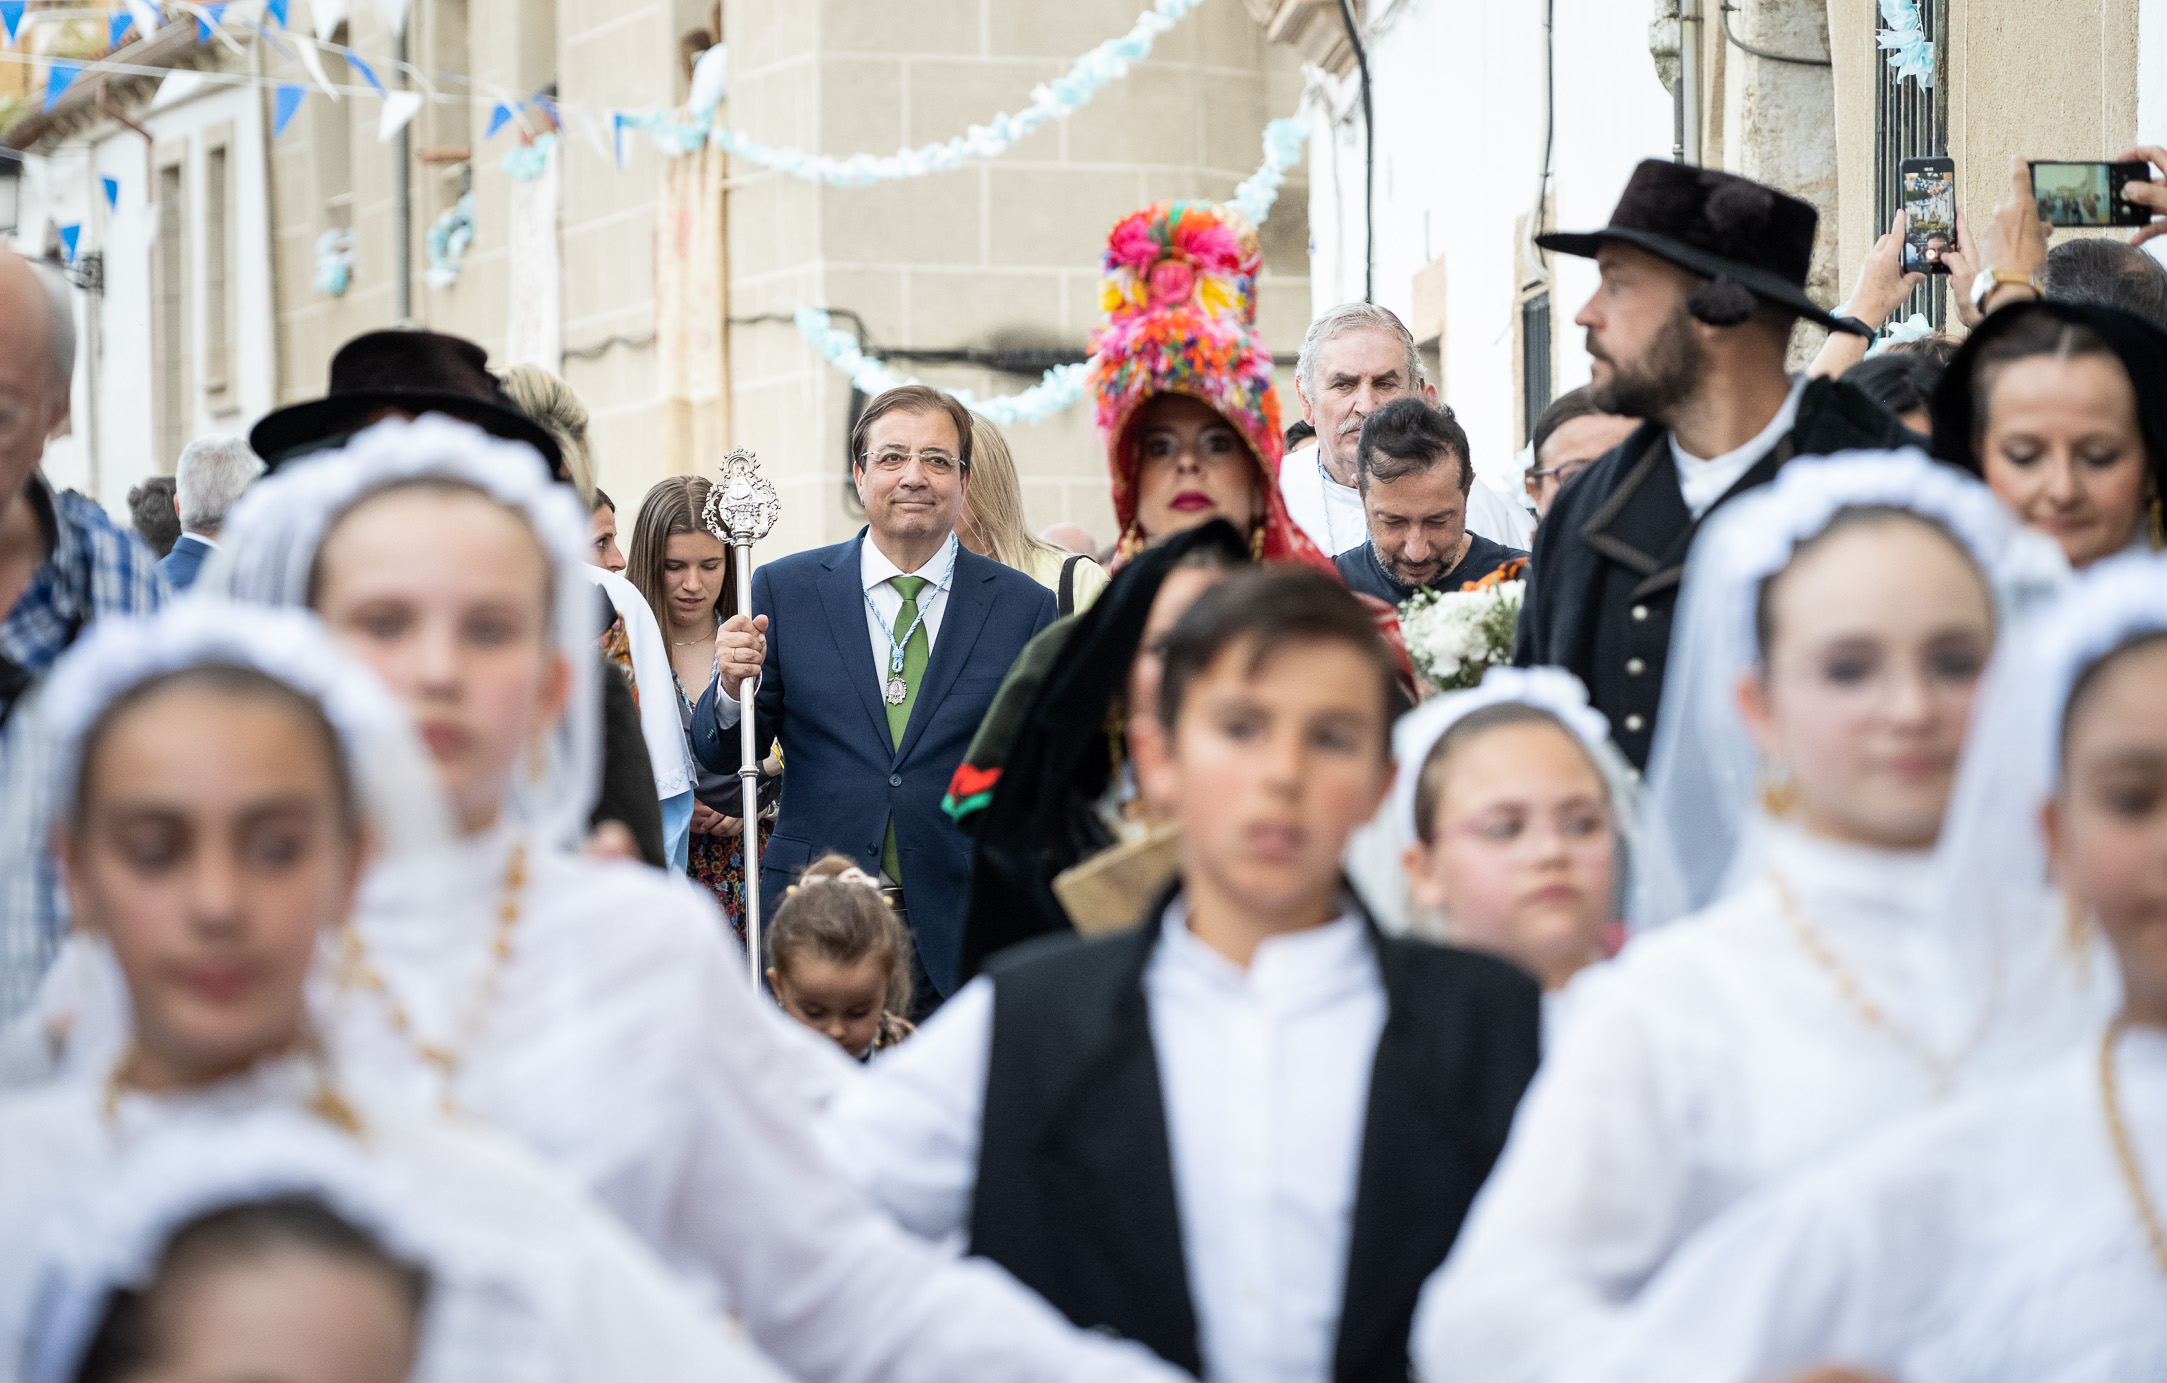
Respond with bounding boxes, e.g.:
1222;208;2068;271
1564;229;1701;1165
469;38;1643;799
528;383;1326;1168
818;893;1387;1383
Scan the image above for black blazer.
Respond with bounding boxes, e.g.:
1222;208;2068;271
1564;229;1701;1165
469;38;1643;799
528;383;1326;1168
967;893;1542;1382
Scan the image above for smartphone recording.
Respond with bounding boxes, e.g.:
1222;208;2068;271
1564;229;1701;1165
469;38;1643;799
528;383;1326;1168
2029;161;2150;228
1900;159;1955;275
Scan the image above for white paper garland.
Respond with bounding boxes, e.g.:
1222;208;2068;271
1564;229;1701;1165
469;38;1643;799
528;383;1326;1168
1876;0;1933;87
793;113;1311;424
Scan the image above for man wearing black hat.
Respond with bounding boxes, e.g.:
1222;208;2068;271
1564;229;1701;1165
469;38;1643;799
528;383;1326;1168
250;329;667;867
1514;160;1914;769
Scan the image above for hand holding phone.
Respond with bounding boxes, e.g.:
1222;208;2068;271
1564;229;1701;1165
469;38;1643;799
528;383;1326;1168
2028;159;2151;227
2114;146;2167;248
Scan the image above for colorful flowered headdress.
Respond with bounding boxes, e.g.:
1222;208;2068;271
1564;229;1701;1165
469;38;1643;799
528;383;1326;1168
1090;199;1331;572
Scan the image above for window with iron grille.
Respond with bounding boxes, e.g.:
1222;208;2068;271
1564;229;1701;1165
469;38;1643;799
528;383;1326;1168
1521;291;1552;446
1872;0;1949;329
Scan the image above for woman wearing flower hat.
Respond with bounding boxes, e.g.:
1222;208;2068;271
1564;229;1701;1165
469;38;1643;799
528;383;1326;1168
1091;200;1339;572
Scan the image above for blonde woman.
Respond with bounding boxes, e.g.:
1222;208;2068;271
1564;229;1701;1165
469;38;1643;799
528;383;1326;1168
960;416;1109;614
495;363;597;506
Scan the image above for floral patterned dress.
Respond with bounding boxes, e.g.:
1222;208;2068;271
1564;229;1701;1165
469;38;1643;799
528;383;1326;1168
674;661;751;945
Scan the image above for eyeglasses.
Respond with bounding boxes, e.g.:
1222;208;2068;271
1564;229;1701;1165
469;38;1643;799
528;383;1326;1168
863;448;967;477
1526;462;1593;485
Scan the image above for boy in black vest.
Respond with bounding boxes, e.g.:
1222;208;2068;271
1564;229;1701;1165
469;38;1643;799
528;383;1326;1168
819;567;1541;1383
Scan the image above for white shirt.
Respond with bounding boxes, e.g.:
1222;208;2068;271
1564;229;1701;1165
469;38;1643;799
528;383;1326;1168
715;529;959;731
1569;1025;2167;1383
1668;373;1806;520
819;897;1388;1383
1278;443;1535;554
862;530;957;676
1411;826;2113;1383
0;1057;788;1383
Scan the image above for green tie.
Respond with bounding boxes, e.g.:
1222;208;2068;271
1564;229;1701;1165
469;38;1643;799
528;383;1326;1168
881;575;931;883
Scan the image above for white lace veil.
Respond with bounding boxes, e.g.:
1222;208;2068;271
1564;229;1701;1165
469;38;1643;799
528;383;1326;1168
1389;666;1643;868
24;1109;441;1383
202;415;600;852
1633;450;2069;929
1931;551;2167;1019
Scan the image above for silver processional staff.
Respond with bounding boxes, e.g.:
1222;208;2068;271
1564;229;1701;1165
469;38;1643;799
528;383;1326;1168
701;448;780;988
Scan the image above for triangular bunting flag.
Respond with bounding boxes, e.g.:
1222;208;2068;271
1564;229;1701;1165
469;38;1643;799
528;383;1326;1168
347;52;382;93
196;2;227;43
266;0;289;26
296;37;338;100
273;82;305;136
101;176;119;211
1;2;27;45
377;88;422;142
125;0;162;42
485;102;515;139
375;0;407;37
109;10;134;50
44;59;83;111
58;224;81;263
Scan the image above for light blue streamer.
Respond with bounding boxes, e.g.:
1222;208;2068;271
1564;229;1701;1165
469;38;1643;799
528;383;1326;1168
790;108;1311;424
1876;0;1933;88
627;0;1206;184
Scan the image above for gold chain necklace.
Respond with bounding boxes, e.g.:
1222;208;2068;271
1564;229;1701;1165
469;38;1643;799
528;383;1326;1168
102;1033;362;1136
337;842;528;1116
1767;868;1959;1099
2099;1016;2167;1281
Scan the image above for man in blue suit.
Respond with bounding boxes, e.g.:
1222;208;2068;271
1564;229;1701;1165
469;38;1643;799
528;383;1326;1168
159;435;262;592
693;385;1057;1010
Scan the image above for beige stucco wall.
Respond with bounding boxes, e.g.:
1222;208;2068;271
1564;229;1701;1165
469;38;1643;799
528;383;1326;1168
1828;0;2142;312
724;0;1308;559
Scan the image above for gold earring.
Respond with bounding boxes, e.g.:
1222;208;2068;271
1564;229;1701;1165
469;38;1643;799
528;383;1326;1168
1758;762;1799;818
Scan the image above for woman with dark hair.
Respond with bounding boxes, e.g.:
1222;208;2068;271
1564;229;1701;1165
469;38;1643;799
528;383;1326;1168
1930;298;2167;567
626;475;768;934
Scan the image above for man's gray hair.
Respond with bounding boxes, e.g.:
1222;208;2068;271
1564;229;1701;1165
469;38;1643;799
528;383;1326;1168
175;435;263;533
1296;301;1425;398
33;258;75;386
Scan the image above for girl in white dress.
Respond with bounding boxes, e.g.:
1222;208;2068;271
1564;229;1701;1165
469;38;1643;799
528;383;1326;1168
1411;453;2113;1383
194;415;1183;1383
1566;551;2167;1383
1389;666;1637;1039
0;603;784;1383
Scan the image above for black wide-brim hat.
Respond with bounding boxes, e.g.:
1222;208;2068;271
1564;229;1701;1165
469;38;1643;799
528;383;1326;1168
1538;159;1869;337
250;329;567;476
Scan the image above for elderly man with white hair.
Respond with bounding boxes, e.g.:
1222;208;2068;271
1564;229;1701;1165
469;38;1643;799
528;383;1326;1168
1281;301;1533;556
160;435;262;591
0;248;167;1020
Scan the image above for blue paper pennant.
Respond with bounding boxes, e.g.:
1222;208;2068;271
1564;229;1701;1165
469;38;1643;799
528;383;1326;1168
44;58;83;110
273;83;305;136
196;2;227;43
59;224;81;263
0;2;26;45
101;176;120;211
348;53;382;93
109;10;133;49
485;102;515;139
266;0;289;27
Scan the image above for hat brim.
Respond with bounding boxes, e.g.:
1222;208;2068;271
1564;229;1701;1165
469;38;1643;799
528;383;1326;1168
1536;226;1871;337
250;392;568;478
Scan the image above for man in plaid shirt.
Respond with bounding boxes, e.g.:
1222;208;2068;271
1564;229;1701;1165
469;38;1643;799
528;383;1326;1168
0;250;167;1021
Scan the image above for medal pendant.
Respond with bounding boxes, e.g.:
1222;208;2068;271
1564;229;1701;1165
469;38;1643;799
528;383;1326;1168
884;675;908;706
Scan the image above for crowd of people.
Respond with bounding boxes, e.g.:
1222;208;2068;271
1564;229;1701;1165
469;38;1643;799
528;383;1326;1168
0;141;2165;1383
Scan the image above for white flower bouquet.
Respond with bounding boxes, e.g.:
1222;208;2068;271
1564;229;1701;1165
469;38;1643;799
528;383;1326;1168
1399;579;1524;693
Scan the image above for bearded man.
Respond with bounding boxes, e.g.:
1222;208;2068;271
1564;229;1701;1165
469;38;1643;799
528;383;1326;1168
1513;161;1912;769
